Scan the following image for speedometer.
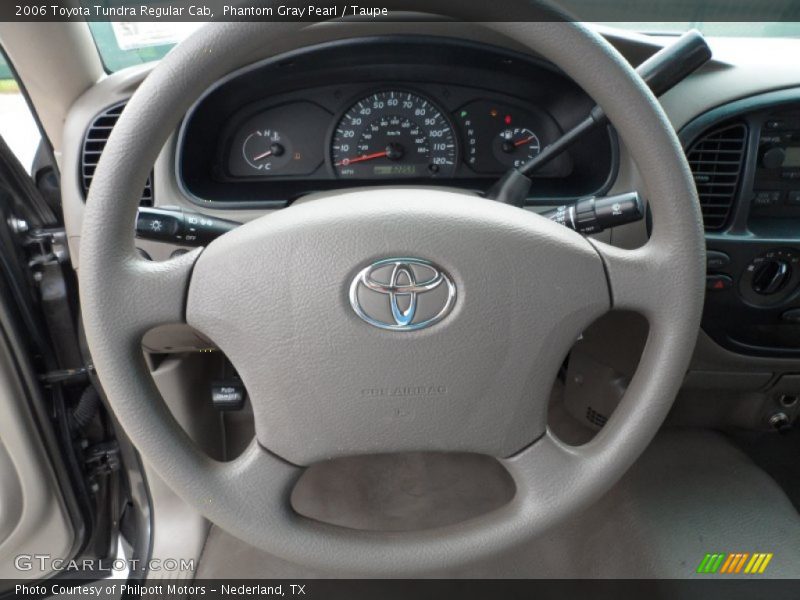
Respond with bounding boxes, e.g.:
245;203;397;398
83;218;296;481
331;91;458;179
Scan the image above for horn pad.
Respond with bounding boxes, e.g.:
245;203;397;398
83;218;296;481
186;189;609;465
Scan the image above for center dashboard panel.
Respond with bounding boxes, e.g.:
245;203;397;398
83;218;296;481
681;87;800;357
178;37;617;206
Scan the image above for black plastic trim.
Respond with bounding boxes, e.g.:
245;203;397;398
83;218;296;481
80;100;154;207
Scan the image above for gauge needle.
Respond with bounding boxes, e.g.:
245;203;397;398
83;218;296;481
252;150;273;161
335;151;388;167
513;135;537;147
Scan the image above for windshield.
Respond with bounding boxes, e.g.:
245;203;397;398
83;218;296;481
88;21;800;72
88;22;203;72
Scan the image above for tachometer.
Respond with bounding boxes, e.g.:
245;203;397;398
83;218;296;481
331;91;457;179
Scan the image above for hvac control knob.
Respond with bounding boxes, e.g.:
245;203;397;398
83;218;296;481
751;260;791;295
761;146;786;169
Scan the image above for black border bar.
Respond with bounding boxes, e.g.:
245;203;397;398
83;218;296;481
5;0;800;22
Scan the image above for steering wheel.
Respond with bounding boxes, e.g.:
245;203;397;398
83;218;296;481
79;13;704;574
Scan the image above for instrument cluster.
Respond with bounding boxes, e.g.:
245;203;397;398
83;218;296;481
178;37;617;205
224;87;568;183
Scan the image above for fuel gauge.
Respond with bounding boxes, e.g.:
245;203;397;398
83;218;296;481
455;100;561;176
493;127;541;169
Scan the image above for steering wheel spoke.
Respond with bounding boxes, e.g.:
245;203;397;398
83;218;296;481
216;440;303;510
589;239;677;319
106;249;202;342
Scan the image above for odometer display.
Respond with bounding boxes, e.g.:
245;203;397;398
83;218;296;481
331;91;457;179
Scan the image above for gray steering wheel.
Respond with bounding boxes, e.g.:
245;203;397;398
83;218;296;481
79;14;704;574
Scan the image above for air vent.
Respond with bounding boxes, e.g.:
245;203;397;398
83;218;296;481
686;122;747;231
81;102;153;206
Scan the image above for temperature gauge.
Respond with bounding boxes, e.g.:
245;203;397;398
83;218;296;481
226;102;330;179
242;129;291;172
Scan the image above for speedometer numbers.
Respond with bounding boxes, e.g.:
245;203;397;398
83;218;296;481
331;91;457;179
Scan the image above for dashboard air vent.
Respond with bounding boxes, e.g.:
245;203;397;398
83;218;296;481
686;122;747;231
81;102;153;206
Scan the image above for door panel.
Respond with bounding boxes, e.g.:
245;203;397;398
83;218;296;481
0;321;74;583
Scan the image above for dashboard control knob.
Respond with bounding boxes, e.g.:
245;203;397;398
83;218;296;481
768;412;790;431
761;146;786;169
751;260;791;295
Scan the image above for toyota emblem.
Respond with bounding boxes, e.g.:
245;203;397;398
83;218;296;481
349;258;456;331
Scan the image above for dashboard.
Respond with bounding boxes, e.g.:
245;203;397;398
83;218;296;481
52;24;800;443
65;28;800;368
177;37;617;206
680;89;800;357
179;37;800;359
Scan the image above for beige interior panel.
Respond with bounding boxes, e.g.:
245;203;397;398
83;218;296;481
0;331;73;584
0;22;103;154
144;353;226;580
